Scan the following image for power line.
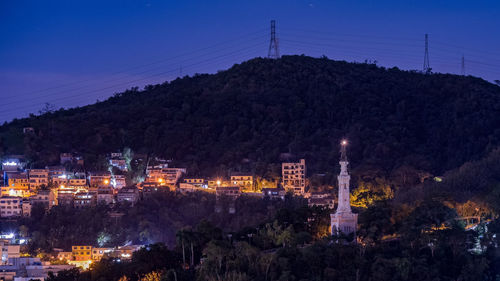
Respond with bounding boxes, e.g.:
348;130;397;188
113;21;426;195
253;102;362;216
0;42;267;119
0;28;268;102
0;34;268;108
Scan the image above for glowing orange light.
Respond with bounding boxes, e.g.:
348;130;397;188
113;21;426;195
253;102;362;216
103;179;109;184
158;178;164;183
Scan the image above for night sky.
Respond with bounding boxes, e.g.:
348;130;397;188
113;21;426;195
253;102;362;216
1;0;499;122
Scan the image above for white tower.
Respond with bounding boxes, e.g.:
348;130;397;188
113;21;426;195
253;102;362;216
330;140;358;237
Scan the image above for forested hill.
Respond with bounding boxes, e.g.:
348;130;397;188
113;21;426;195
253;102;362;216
2;55;500;182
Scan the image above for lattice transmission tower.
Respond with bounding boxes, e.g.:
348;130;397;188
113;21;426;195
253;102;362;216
423;34;431;73
268;20;280;59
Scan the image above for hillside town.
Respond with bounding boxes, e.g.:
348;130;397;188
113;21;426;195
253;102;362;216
0;144;343;280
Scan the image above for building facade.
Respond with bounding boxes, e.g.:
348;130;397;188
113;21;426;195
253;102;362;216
282;159;306;195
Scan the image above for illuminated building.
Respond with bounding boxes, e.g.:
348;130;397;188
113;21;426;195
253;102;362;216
91;248;113;261
29;189;56;209
96;187;114;205
109;153;128;172
5;173;30;197
74;192;96;209
330;140;358;237
282;159;306;195
21;199;31;217
262;187;286;200
0;197;23;217
179;178;206;192
112;175;126;189
27;169;49;190
71;246;92;261
215;186;241;198
308;192;335;209
145;167;186;189
0;240;20;264
57;251;72;261
183;178;204;186
117;187;139;205
88;172;111;187
6;173;30;190
230;173;254;191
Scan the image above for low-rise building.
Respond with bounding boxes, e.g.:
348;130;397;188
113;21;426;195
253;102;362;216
88;172;111;188
262;187;286;200
215;186;241;198
74;192;95;209
0;197;23;218
307;192;335;209
21;199;31;217
29;189;56;209
57;251;72;261
0;240;20;264
91;248;113;261
117;187;139;205
230;173;253;191
72;246;92;261
28;169;49;190
145;167;186;189
96;187;114;205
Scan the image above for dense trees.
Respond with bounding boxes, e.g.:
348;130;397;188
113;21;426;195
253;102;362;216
2;56;500;184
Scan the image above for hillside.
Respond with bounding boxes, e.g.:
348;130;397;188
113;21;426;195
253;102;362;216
2;55;500;188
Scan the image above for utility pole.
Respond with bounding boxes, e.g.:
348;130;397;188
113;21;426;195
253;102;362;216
423;34;431;73
461;55;465;76
268;20;280;59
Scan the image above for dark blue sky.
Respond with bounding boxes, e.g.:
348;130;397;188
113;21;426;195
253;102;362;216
1;0;499;122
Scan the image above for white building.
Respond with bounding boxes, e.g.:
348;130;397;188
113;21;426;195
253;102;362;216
330;140;358;237
0;197;23;218
27;169;49;190
282;159;306;195
0;240;20;264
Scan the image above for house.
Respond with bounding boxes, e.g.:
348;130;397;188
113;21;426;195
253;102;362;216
27;169;49;190
215;186;241;198
3;173;30;197
6;173;30;194
262;187;286;200
57;251;72;261
179;178;206;192
117;187;139;205
230;173;253;191
91;248;113;261
74;192;96;209
88;172;111;187
21;199;31;217
96;187;114;205
0;197;23;218
145;167;186;189
307;192;335;209
109;153;128;172
112;175;126;189
0;240;20;263
282;159;306;195
29;189;56;209
72;246;92;261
